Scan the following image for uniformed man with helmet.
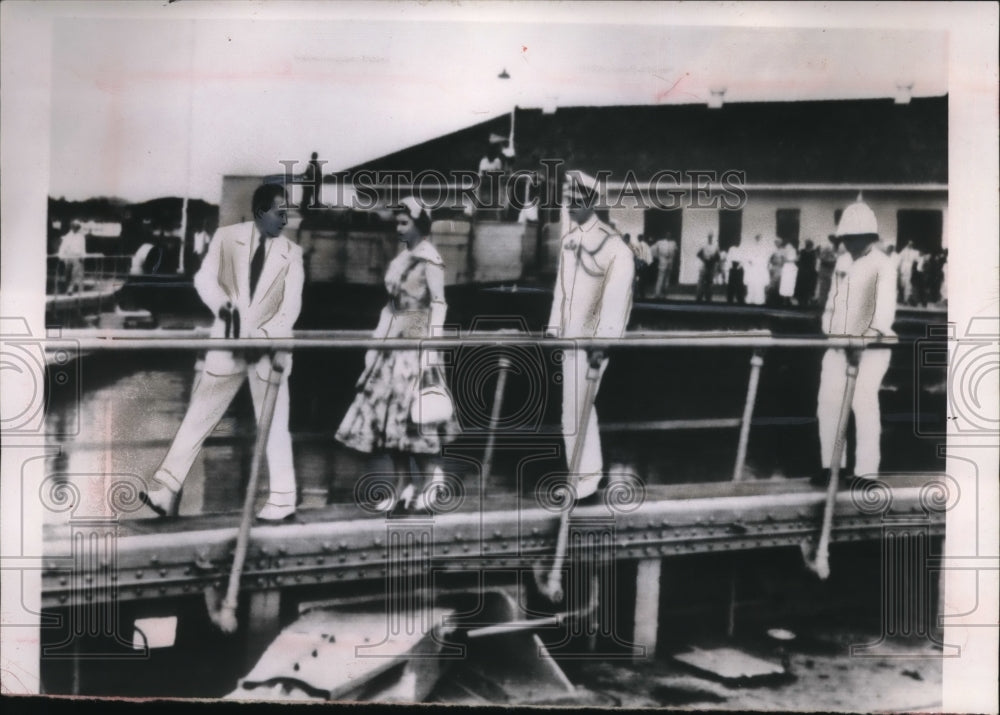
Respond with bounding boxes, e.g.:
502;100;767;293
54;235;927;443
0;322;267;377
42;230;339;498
814;197;897;487
546;170;638;503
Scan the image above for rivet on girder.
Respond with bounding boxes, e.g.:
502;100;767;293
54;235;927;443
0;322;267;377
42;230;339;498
278;547;287;556
317;557;325;565
159;587;167;595
462;545;470;553
339;541;347;551
442;546;450;554
59;595;68;603
135;571;144;580
360;554;367;561
151;556;159;565
493;530;502;539
159;569;167;577
276;560;284;568
374;538;383;547
322;542;332;552
339;556;346;563
59;578;67;586
183;567;191;575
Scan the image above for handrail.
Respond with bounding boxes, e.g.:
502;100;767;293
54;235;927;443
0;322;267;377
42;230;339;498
45;329;899;352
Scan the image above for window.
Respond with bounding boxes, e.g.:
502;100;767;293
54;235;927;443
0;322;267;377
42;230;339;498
775;209;800;247
896;209;943;253
718;209;742;252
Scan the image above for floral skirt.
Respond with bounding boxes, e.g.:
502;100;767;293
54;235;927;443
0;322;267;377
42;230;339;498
335;349;457;455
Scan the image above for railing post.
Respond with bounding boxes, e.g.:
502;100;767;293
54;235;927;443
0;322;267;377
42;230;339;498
732;349;764;481
480;355;511;483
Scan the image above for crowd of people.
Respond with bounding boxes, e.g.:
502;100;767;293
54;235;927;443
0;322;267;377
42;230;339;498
632;230;947;309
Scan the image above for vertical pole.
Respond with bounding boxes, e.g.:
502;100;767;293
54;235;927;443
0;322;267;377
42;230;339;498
480;356;511;484
733;350;764;481
633;559;663;661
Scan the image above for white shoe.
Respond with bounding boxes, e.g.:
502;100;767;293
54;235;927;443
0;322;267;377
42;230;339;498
415;468;448;513
256;502;296;522
139;474;182;518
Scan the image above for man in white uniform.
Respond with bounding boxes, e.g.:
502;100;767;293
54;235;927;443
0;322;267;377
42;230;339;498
546;170;637;502
814;199;896;488
650;233;678;298
141;184;305;522
58;221;87;294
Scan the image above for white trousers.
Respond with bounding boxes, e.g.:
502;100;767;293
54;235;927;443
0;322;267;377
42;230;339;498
156;357;295;498
816;348;892;477
561;350;609;498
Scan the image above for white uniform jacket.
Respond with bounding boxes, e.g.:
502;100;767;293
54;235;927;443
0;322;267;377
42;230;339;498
546;214;635;339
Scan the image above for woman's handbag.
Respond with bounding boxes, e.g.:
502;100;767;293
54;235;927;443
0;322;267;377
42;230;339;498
410;363;454;425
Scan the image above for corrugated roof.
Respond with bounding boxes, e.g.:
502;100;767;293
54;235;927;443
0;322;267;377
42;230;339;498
345;96;947;184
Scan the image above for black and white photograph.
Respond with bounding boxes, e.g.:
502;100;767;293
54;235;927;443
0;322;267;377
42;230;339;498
1;1;997;711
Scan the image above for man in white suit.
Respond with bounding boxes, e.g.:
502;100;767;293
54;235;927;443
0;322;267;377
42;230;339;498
141;183;305;522
546;170;636;503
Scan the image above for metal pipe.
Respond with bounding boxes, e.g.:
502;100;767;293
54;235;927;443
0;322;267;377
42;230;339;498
732;350;765;481
209;357;285;633
603;418;742;432
802;357;859;581
480;356;511;484
49;331;900;352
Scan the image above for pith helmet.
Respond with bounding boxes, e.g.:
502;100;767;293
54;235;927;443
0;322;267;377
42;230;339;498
836;200;878;238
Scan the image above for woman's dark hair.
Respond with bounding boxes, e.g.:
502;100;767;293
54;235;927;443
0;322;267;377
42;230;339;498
252;183;287;218
397;206;432;236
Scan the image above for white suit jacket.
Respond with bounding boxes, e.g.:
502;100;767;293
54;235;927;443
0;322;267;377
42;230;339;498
194;221;305;375
547;214;634;339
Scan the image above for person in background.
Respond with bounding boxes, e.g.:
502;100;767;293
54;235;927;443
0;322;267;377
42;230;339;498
927;249;946;305
814;199;896;488
58;221;87;295
336;197;457;515
897;240;919;305
795;238;819;307
911;250;929;307
815;235;838;309
191;218;215;274
743;233;770;306
651;232;678;299
140;184;304;522
301;151;323;211
766;238;784;306
546;170;636;504
695;232;720;303
777;238;798;306
724;237;747;305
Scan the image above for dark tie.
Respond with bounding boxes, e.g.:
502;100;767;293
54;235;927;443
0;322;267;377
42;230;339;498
249;237;267;298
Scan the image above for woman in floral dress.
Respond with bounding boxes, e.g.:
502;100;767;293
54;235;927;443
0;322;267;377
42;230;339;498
336;197;456;513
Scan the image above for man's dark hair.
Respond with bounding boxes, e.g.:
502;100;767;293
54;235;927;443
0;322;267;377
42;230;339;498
252;183;287;218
